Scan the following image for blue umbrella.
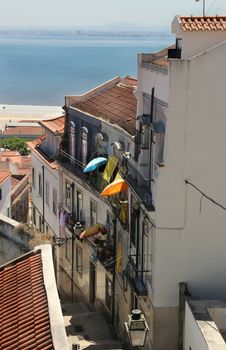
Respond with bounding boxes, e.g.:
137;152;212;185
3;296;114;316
83;157;107;173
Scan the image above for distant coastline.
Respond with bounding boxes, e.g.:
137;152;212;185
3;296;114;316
0;28;173;38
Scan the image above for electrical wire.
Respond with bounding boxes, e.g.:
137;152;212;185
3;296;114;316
185;179;226;212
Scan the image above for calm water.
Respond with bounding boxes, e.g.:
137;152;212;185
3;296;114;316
0;33;174;105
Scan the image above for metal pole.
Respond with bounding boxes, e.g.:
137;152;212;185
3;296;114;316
203;0;205;16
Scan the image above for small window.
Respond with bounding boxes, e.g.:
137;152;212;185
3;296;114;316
65;181;71;209
53;188;57;215
32;206;36;225
46;181;49;206
39;215;42;232
0;188;2;200
81;127;88;165
90;200;97;226
46;224;49;234
105;276;112;310
76;245;82;276
77;190;83;221
32;167;36;188
65;239;72;262
38;173;43;196
140;123;149;148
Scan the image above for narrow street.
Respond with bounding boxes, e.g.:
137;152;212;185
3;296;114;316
62;303;123;349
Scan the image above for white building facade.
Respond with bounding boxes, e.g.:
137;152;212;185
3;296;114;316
126;15;226;349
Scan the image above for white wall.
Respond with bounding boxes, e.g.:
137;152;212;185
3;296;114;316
137;55;169;104
152;41;226;307
184;302;209;350
31;153;59;236
0;176;11;217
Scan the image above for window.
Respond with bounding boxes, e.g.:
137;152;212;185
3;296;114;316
140;123;149;148
32;167;36;188
95;133;103;155
53;188;57;215
46;181;49;206
38;173;43;196
130;196;139;247
65;240;72;262
90;200;97;226
32;206;36;225
105;276;112;310
76;190;83;221
81;127;88;165
76;245;82;276
46;224;49;234
65;181;71;209
69;121;76;159
39;215;43;232
0;188;2;200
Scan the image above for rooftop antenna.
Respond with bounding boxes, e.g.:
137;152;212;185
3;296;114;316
196;0;206;17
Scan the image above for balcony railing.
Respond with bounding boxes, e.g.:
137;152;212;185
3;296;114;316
57;149;86;180
120;156;155;211
127;255;151;296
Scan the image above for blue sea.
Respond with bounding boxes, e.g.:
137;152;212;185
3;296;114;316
0;33;174;105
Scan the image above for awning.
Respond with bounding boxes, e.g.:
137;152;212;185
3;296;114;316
79;223;105;239
100;179;128;197
83;157;107;173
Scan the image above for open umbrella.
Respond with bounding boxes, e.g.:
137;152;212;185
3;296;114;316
80;223;106;239
100;179;128;197
83;157;107;173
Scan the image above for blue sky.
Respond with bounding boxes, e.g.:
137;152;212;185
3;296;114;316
1;0;226;28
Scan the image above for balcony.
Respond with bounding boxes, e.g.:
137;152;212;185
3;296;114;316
120;156;155;211
57;149;86;180
127;255;151;296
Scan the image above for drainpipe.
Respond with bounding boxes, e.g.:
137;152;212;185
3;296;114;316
112;218;117;324
42;165;45;231
149;87;155;192
71;232;75;302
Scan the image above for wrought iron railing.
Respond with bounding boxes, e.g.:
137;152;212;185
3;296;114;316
120;156;155;211
57;149;86;180
127;255;151;296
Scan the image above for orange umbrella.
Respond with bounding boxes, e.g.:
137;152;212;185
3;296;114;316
100;179;128;197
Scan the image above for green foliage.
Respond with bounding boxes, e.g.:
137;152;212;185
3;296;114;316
0;137;29;155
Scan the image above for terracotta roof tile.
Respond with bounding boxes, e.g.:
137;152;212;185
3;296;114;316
40;116;65;134
180;16;226;31
74;76;137;135
0;252;54;349
3;126;43;136
0;170;11;184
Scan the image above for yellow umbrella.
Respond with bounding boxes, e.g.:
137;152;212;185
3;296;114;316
100;179;128;197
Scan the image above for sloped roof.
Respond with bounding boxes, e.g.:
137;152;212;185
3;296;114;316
27;137;58;170
180;16;226;31
0;245;67;350
40;116;65;135
2;126;43;136
73;76;137;135
0;170;11;184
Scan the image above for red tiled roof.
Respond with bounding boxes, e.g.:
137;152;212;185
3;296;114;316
27;138;58;170
0;170;11;184
180;16;226;31
74;76;137;135
40;116;65;134
0;251;54;350
3;126;43;136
